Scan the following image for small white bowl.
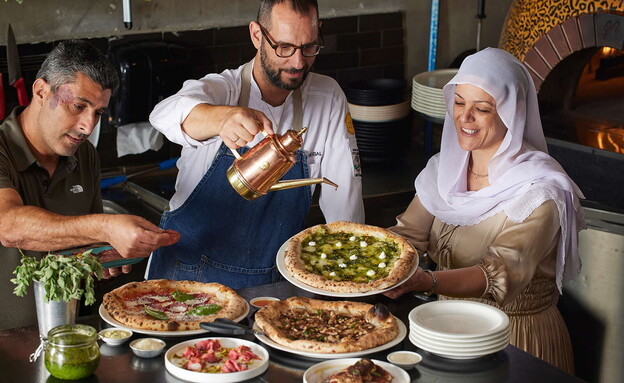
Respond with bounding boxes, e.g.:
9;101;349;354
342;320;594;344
98;328;133;346
387;350;422;369
129;338;166;358
250;296;280;309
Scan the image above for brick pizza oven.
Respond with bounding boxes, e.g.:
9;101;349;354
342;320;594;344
496;0;624;211
499;0;623;154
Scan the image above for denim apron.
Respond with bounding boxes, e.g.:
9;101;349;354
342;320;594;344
147;62;312;289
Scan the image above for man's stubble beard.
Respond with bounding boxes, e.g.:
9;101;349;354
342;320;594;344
260;44;310;91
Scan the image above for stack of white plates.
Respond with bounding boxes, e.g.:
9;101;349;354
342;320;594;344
408;300;510;360
411;69;458;120
348;100;410;123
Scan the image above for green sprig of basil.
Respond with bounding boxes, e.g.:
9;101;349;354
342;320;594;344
171;290;195;302
144;306;169;320
187;304;222;316
11;250;103;305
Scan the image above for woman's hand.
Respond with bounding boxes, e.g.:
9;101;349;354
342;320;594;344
383;267;434;299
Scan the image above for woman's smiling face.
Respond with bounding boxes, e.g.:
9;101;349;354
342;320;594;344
453;84;507;155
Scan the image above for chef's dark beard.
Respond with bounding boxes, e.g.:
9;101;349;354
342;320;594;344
260;44;309;90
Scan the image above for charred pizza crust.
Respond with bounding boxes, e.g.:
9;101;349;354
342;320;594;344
103;279;247;331
284;221;417;293
254;297;398;353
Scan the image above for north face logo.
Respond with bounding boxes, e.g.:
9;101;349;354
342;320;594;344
70;185;84;194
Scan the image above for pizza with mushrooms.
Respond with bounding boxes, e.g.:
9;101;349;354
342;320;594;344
254;297;399;353
284;221;417;293
103;279;247;331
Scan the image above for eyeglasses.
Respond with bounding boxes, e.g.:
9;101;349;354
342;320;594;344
257;23;324;58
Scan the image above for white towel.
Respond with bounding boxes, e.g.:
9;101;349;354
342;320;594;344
87;119;101;148
116;121;164;157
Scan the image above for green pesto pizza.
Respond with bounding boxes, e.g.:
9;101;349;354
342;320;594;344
284;221;417;293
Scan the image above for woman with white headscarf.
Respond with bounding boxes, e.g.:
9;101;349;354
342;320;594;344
385;48;585;373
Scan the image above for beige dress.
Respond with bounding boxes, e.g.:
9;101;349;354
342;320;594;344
390;196;575;374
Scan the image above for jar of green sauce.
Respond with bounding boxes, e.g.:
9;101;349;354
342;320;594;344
43;324;100;380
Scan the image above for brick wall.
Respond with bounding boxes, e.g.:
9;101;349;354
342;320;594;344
0;12;405;170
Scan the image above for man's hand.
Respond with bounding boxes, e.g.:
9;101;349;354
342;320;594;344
180;104;274;146
218;106;274;149
102;264;132;279
105;215;180;259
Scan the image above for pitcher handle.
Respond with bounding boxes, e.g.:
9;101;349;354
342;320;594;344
229;128;268;159
230;148;241;159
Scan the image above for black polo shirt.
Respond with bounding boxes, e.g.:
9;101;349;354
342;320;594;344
0;106;103;330
0;107;102;215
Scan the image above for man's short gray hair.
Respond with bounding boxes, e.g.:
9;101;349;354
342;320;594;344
36;40;119;94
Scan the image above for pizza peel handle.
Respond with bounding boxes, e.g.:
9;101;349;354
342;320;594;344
199;319;263;336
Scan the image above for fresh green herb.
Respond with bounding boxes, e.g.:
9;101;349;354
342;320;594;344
187;304;222;316
144;306;169;320
11;250;103;305
171;290;195;302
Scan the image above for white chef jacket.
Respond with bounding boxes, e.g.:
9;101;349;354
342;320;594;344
149;61;364;223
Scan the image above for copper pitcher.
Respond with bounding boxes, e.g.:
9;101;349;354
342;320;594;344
226;127;338;200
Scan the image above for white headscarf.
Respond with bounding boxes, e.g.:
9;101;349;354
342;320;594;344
415;47;586;292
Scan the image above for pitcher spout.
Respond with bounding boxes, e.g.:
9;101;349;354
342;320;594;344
268;177;338;192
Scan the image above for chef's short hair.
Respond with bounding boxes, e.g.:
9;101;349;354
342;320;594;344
37;40;119;94
257;0;319;27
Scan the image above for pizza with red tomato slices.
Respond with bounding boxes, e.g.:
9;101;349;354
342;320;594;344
102;279;247;331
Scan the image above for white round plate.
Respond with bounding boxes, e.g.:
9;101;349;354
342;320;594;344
413;69;458;89
411;96;446;109
276;238;418;297
303;358;410;383
410;325;509;347
411;94;446;109
409;331;509;352
411;84;445;97
408;300;509;339
98;301;249;337
254;318;407;359
164;337;269;383
409;333;507;359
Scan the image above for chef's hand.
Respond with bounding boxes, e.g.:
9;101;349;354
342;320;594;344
383;267;432;299
102;265;133;280
104;215;181;258
218;107;273;149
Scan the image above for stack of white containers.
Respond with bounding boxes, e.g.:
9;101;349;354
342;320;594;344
347;100;410;123
408;300;510;359
411;69;458;121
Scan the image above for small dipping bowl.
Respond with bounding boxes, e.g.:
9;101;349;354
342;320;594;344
387;350;423;370
250;296;280;309
98;328;133;346
129;338;166;358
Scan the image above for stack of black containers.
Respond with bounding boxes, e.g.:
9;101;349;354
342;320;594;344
345;78;411;162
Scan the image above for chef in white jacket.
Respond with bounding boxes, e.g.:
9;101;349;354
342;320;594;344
146;0;364;288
